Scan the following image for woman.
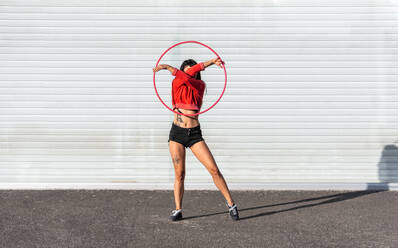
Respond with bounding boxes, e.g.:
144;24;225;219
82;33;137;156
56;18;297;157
152;57;239;221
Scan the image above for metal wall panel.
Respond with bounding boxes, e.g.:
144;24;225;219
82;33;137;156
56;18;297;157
1;0;397;189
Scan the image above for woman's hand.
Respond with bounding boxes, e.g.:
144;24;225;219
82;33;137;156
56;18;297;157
153;64;176;74
212;57;225;68
152;64;166;73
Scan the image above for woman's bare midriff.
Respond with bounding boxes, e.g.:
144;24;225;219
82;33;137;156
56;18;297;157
173;108;200;128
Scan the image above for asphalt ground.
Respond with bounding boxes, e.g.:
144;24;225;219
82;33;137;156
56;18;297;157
0;189;397;248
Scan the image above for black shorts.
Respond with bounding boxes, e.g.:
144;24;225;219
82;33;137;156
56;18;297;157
168;122;205;148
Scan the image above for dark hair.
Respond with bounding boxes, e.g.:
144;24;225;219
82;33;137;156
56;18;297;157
180;59;207;96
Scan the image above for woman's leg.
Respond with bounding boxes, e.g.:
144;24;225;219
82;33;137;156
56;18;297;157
168;140;186;210
189;141;235;206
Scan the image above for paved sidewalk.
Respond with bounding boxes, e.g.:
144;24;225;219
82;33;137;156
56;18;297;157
0;190;397;248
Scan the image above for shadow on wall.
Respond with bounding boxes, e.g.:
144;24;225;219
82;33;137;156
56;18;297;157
367;141;398;190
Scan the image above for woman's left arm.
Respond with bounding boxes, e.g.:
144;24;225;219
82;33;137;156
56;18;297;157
202;57;224;68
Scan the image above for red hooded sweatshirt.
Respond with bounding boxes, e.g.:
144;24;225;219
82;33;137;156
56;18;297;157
171;62;206;111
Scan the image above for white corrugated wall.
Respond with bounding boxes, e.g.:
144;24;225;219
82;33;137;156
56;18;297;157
1;0;397;190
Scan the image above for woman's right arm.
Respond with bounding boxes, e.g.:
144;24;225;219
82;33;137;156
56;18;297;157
152;64;177;74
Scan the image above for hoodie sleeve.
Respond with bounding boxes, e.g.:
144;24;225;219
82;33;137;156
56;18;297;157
171;67;178;76
172;68;189;79
172;69;200;95
184;62;205;77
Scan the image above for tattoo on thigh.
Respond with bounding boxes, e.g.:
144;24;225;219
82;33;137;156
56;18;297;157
172;156;180;165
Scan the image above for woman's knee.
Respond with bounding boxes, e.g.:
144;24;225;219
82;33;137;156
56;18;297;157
175;171;185;181
208;167;221;177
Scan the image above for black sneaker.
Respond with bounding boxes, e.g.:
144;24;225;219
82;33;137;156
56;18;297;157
169;209;183;221
226;202;239;221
